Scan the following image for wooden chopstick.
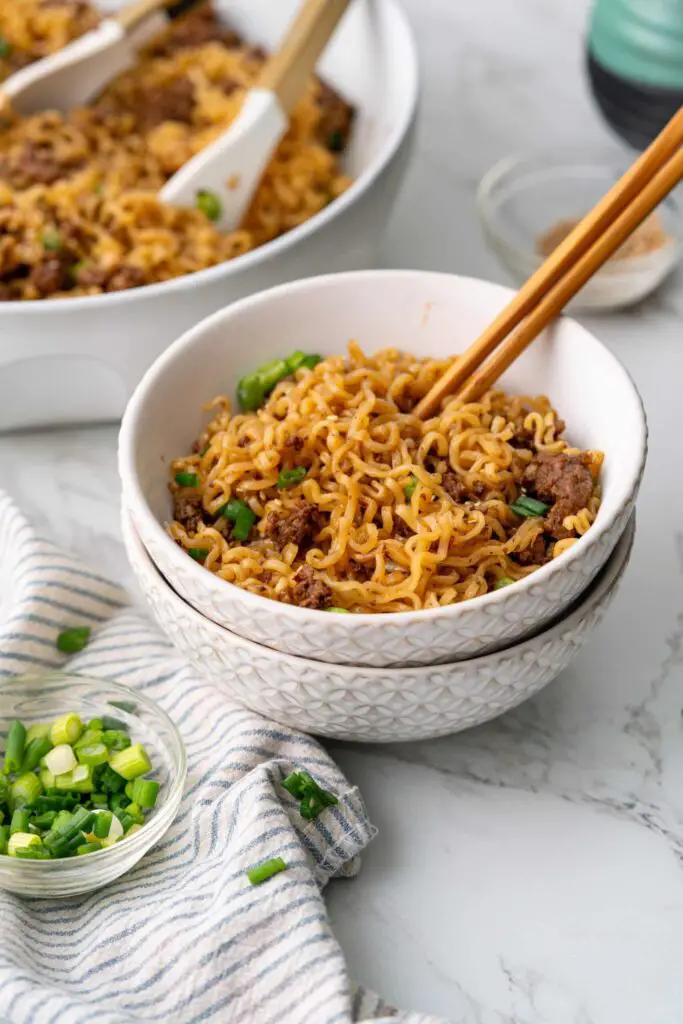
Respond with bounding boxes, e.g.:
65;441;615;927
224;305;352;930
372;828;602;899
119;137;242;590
414;106;683;420
456;144;683;404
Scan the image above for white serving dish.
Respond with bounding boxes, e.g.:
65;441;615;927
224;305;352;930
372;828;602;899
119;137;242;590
0;0;418;431
123;507;636;743
118;270;647;668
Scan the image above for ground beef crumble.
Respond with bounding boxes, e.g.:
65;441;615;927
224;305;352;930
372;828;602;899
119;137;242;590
290;565;332;609
264;500;321;548
523;451;593;539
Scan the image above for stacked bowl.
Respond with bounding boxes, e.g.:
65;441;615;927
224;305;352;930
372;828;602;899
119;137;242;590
118;271;647;742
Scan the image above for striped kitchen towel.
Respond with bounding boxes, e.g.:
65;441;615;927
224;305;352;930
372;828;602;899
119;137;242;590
0;491;445;1024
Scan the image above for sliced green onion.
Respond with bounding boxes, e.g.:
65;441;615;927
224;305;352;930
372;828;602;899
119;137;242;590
237;357;292;411
281;770;338;819
188;547;210;562
100;765;127;793
327;607;349;613
8;832;41;857
87;717;104;730
494;577;515;590
326;129;344;152
76;841;101;855
10;808;30;835
4;720;26;774
196;189;222;221
41;230;62;252
219;499;257;542
108;791;130;812
93;810;113;839
38;767;56;791
31;811;57;830
125;802;144;825
247;856;287;885
404;475;418;499
26;723;51;743
76;742;109;766
45;744;77;777
509;495;549;518
10;772;42;807
20;735;53;773
91;792;109;809
130;778;160;808
74;728;103;750
0;825;9;854
286;352;322;373
101;714;129;732
56;627;91;654
277;466;307;489
109;744;151;781
0;774;8;804
55;764;93;793
50;713;83;746
175;471;200;487
102;729;131;752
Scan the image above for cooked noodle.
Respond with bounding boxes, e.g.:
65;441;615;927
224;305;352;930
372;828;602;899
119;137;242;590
0;1;353;300
167;343;604;614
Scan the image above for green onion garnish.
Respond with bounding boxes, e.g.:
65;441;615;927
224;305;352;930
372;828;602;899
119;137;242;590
0;38;12;60
174;471;200;487
101;729;131;752
56;627;91;654
281;770;338;820
237;353;322;411
20;735;52;773
195;189;222;221
4;720;26;774
404;475;418;499
219;499;257;542
50;712;83;746
108;743;151;781
327;607;349;613
10;772;42;808
326;130;344;152
509;495;549;518
247;856;287;885
494;577;515;590
41;230;62;252
188;547;210;562
277;466;307;489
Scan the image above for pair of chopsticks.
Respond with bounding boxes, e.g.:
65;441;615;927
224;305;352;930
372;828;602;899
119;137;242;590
415;107;683;420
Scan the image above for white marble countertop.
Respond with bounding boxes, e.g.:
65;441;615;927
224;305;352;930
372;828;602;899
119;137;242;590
5;0;683;1020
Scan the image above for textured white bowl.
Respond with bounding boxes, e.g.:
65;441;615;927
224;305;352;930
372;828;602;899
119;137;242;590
123;509;635;742
0;0;418;431
119;270;647;667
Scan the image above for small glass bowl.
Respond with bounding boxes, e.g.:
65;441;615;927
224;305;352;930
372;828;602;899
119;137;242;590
0;674;186;898
477;153;681;312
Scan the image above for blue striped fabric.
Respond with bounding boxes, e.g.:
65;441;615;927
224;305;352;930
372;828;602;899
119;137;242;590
0;492;445;1024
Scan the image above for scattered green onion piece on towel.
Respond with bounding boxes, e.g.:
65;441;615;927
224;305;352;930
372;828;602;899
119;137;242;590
281;770;339;819
247;857;287;885
56;627;91;654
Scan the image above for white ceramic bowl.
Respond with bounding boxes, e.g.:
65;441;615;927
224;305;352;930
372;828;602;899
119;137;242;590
123;508;635;742
0;0;418;431
119;270;647;667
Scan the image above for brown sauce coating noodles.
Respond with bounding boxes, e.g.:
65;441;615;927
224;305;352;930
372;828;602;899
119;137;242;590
0;2;353;300
168;343;603;613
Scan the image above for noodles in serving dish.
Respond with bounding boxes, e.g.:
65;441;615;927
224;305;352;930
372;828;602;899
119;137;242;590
167;343;604;614
0;1;353;300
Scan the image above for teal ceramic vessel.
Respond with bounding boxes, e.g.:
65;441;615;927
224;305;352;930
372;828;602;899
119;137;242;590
587;0;683;148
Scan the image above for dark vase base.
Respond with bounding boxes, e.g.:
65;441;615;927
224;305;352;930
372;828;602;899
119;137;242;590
587;50;683;151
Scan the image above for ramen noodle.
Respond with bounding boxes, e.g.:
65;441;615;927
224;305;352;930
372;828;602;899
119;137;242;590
0;1;354;300
167;344;604;613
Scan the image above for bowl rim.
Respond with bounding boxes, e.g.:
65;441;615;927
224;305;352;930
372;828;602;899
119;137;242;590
0;673;187;873
477;151;681;273
0;0;419;317
123;507;636;677
118;267;647;628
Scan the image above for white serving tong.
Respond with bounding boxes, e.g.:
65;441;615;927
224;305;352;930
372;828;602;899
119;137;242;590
160;0;352;231
0;0;203;117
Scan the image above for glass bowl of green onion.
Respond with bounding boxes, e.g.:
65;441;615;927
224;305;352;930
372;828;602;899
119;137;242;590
0;674;186;898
